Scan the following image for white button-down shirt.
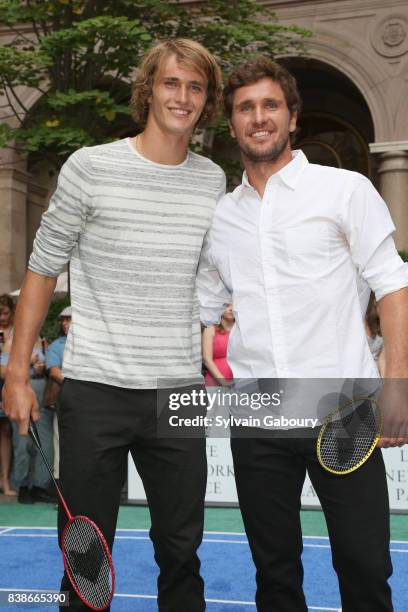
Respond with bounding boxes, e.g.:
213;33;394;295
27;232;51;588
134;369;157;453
197;150;408;380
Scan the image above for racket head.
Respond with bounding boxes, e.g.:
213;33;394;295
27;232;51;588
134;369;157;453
61;515;115;611
317;397;382;475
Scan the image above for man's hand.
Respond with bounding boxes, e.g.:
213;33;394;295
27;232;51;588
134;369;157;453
1;271;57;435
2;378;39;435
377;379;408;448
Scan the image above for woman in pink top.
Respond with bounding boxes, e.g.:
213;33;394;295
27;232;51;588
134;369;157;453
202;305;234;386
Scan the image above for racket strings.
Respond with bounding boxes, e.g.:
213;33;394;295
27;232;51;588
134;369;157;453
64;520;111;609
319;400;380;473
63;518;113;610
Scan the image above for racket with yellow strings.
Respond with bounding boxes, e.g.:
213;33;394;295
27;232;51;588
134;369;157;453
317;397;382;475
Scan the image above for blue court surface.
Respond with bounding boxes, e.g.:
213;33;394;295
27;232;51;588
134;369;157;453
1;526;407;611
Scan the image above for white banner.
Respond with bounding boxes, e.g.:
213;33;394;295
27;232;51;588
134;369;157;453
128;440;408;512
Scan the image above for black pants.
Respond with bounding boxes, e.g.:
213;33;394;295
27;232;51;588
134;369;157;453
58;379;207;611
231;431;393;612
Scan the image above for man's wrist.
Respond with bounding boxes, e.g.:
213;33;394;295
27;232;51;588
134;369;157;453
5;364;30;383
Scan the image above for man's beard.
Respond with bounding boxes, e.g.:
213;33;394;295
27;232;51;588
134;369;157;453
239;131;290;164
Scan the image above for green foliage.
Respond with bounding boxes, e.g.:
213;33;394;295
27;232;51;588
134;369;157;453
0;47;50;89
0;2;153;165
40;295;71;343
0;0;311;171
399;251;408;262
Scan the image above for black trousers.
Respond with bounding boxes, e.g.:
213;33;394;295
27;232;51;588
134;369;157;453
231;431;393;612
58;379;207;611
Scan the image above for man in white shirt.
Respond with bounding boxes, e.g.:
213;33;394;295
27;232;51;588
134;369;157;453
197;56;408;611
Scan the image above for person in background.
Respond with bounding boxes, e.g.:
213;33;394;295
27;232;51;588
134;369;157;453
1;333;54;504
46;306;72;386
365;292;385;376
202;304;234;386
0;295;16;496
46;306;72;480
0;294;15;342
202;304;234;437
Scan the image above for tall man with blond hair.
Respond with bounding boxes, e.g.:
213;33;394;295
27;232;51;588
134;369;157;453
3;39;225;611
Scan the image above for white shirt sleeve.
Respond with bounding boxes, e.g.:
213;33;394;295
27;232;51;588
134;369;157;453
196;229;232;326
341;176;408;301
363;236;408;301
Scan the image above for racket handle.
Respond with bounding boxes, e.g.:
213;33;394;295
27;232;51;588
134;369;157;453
28;419;72;520
29;419;55;487
29;420;42;449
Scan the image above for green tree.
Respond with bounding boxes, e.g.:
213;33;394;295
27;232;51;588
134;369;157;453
0;0;310;170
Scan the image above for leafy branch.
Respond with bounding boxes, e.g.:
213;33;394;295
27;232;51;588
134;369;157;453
0;0;311;171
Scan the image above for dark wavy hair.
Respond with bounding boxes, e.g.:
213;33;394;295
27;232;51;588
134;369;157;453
224;56;301;123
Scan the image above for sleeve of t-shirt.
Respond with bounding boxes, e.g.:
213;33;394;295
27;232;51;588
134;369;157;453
340;176;408;301
28;147;93;277
196;227;232;326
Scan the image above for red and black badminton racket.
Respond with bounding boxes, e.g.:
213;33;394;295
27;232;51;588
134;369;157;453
29;420;115;611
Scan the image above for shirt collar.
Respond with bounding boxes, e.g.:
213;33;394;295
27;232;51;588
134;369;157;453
241;149;308;193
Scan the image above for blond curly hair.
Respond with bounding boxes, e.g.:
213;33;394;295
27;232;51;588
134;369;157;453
130;38;223;129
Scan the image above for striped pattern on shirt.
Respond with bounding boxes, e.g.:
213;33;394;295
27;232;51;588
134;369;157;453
29;138;226;388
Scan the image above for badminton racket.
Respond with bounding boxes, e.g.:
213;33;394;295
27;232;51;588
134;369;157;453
317;397;382;475
29;420;115;610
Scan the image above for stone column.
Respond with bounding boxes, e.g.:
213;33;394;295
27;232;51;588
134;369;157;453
369;141;408;251
0;164;31;293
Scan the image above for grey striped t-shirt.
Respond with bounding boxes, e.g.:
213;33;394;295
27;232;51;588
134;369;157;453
29;138;226;388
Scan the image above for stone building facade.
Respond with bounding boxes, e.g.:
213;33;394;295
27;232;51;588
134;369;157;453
268;0;408;248
1;0;408;291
